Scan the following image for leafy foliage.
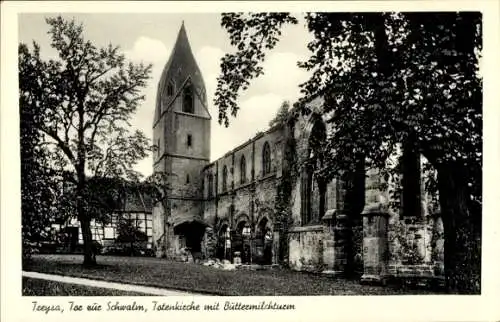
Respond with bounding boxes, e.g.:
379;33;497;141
215;12;481;178
19;43;65;259
57;176;126;225
115;217;148;244
216;13;298;127
268;100;291;127
215;12;482;293
19;16;152;265
145;171;174;210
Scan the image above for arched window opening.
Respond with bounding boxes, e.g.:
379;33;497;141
207;173;214;198
240;155;246;184
301;118;327;225
262;142;271;176
182;86;194;114
222;165;228;192
187;134;192;147
186;174;190;184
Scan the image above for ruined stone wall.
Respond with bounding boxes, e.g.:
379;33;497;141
286;108;330;272
216;194;233;227
362;152;445;283
203;126;284;226
152;204;165;257
254;177;278;222
385;157;444;280
233;186;253;223
288;226;325;272
387;215;444;280
199;127;285;262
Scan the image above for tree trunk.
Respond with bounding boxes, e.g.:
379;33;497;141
80;217;96;266
437;162;481;294
77;167;95;266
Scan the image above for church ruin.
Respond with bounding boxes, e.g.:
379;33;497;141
152;23;445;284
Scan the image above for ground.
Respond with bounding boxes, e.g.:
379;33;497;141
22;277;147;296
23;254;445;296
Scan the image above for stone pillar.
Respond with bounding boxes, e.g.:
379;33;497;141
432;213;445;276
333;212;349;275
324;176;348;276
321;209;336;274
164;224;176;260
361;168;390;284
361;212;389;283
272;230;280;265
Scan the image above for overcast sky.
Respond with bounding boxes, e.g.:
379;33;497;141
18;13;313;177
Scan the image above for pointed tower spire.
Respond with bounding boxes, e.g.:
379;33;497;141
154;22;207;124
152;21;212;257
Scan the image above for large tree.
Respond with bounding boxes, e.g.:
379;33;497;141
19;42;62;260
214;12;482;293
19;16;152;265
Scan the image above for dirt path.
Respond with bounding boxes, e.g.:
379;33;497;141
22;271;204;296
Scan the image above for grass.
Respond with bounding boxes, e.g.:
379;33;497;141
24;254;445;296
22;277;150;296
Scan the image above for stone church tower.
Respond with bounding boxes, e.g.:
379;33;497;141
152;22;211;258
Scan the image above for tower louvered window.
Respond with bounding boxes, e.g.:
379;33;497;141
167;82;174;96
183;86;194;114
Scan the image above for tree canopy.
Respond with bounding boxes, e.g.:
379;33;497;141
19;43;62;254
214;12;482;293
19;16;153;265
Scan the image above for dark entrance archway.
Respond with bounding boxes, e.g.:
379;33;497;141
173;220;207;257
233;220;251;264
216;223;231;260
255;217;273;265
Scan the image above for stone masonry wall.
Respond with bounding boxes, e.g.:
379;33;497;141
363;152;445;283
288;226;325;272
152;204;165;257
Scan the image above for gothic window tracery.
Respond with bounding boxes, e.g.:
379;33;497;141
301;118;327;226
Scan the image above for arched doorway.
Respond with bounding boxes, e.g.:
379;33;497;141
256;216;273;265
216;223;231;261
234;220;252;264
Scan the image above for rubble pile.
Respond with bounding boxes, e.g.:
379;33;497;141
202;258;238;270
